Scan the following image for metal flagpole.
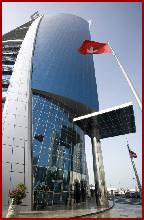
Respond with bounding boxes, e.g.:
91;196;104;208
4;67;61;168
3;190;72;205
107;42;142;111
88;20;92;30
127;141;142;195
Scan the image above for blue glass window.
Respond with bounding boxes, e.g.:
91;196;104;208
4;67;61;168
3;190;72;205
32;93;87;201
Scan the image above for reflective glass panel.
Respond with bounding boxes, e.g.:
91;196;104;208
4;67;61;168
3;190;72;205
32;93;87;206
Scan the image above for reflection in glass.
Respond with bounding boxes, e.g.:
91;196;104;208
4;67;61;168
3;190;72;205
32;93;87;206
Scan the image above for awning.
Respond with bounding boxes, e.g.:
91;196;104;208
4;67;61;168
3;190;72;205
73;102;136;139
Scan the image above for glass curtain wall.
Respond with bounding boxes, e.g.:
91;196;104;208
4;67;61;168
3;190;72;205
32;93;86;206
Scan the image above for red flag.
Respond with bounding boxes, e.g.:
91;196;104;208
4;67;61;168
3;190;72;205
79;40;112;55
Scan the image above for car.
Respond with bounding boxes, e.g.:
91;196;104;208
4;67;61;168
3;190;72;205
125;192;131;198
114;191;119;196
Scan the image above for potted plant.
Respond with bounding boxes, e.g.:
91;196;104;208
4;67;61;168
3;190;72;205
6;183;26;218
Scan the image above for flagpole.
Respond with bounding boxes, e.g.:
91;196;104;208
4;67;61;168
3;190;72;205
88;20;92;30
127;140;142;195
107;42;142;111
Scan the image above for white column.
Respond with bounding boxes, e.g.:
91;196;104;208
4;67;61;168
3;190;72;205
91;127;108;207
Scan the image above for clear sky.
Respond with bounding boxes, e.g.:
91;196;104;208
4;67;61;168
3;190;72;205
2;2;142;189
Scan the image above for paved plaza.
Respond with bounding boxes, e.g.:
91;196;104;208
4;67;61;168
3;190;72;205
18;198;113;218
6;197;140;218
85;197;142;218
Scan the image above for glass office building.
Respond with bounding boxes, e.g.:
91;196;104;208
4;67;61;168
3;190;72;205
2;14;99;211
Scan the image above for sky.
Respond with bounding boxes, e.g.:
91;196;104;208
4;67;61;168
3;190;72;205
2;2;142;189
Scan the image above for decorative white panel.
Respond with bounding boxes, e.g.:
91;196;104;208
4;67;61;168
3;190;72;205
2;16;42;213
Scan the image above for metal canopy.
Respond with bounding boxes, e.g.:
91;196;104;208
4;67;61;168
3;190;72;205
73;102;136;139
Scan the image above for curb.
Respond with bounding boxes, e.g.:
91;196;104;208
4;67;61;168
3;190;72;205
71;201;114;218
20;200;114;218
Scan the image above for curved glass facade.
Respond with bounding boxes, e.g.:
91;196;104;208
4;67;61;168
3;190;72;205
32;14;99;111
31;14;99;207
